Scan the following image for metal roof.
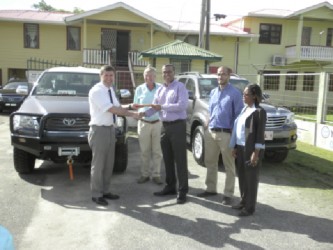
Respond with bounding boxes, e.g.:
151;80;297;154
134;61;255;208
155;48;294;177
139;40;223;62
0;10;71;24
248;1;333;18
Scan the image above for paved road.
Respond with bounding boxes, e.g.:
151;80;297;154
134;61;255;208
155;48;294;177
1;113;333;250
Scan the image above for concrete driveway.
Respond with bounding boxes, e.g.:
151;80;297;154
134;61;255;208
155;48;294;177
0;114;333;250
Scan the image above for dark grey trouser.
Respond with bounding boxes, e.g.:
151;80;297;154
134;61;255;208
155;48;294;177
88;125;116;197
235;145;261;213
161;120;188;194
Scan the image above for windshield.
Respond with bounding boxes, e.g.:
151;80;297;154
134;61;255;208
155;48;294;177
33;72;100;96
4;81;29;90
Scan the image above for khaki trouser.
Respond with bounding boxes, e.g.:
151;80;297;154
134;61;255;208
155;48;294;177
204;129;236;197
137;120;162;177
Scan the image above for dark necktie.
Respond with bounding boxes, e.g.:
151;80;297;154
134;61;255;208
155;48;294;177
108;89;116;124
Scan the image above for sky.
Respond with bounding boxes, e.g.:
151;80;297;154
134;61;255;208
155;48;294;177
0;0;332;22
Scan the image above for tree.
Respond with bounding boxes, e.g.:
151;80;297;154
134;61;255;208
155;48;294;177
32;0;56;11
32;0;84;13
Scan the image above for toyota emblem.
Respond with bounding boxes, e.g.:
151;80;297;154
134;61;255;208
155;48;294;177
63;118;76;126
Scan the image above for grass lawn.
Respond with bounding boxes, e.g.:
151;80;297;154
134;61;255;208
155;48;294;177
288;141;333;174
263;141;333;187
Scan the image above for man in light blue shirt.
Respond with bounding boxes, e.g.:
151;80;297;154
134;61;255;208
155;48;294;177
133;65;163;185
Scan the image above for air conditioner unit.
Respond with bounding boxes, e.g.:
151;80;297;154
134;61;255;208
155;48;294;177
272;55;285;66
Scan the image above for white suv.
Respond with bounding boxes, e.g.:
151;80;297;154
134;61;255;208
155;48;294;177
176;72;297;165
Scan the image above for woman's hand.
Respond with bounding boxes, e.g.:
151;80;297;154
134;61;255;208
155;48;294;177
250;151;259;166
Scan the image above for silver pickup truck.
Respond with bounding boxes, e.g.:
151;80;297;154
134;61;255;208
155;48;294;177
176;72;297;165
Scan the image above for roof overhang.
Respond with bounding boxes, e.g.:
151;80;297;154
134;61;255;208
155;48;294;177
139;40;223;62
64;2;170;31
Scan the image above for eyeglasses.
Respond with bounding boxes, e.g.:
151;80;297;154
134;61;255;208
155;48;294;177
217;73;228;76
243;93;251;96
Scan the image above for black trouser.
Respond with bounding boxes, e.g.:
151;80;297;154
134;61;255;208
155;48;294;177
161;120;188;194
236;145;261;213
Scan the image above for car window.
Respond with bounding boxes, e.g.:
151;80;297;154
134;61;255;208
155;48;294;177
198;78;218;98
185;78;195;92
34;72;100;96
229;79;249;92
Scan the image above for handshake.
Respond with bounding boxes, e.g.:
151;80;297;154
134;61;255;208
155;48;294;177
127;103;162;120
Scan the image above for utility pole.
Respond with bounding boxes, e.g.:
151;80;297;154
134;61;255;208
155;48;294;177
199;0;206;48
205;0;210;51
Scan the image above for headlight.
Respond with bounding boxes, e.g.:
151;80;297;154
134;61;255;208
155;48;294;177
285;113;295;124
12;115;40;136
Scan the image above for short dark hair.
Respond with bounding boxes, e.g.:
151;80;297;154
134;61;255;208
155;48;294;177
162;64;175;71
100;65;115;75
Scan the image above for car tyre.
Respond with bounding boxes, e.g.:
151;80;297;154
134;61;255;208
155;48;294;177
113;141;128;173
13;147;36;174
192;126;205;166
264;149;288;163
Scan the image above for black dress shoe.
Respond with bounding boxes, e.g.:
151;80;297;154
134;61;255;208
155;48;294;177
103;193;120;200
92;197;108;206
238;209;253;217
232;203;245;210
196;191;218;197
177;193;187;204
154;188;177;196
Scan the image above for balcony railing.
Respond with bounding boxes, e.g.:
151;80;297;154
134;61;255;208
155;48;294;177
129;50;147;67
83;49;111;65
83;49;147;67
285;45;333;62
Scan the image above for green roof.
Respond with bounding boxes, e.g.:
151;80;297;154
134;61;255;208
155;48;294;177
139;40;223;62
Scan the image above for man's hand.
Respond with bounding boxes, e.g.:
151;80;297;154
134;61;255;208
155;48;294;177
151;104;161;111
139;112;145;118
132;103;140;110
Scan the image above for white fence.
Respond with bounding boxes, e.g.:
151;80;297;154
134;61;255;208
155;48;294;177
258;72;333;125
255;71;333;151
